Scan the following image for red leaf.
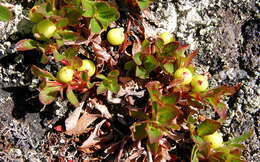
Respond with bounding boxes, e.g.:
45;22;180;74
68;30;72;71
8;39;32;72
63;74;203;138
205;84;241;97
175;44;190;57
39;86;63;105
15;39;38;51
205;84;241;119
183;49;199;67
31;65;56;80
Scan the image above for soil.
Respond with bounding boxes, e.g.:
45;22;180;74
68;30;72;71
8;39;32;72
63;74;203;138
0;0;259;161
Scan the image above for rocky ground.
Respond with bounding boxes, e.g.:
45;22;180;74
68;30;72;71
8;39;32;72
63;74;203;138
0;0;259;161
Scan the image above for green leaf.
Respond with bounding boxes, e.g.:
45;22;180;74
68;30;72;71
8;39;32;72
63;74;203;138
175;44;190;57
53;50;65;61
163;42;179;56
81;71;89;82
197;119;221;136
207;97;227;119
136;66;147;79
96;74;107;80
81;0;94;10
146;124;162;144
137;0;154;10
163;63;174;74
141;39;150;50
187;112;198;124
69;56;82;69
108;70;120;78
64;47;78;58
151;102;158;119
108;81;120;93
66;86;80;107
95;2;119;21
130;110;148;120
56;18;69;28
155;38;164;53
90;18;101;33
192;135;204;144
191;144;199;162
97;70;119;93
147;141;159;154
160;95;177;105
156;105;178;126
146;81;161;102
39;86;62;105
59;30;78;41
83;8;95;17
133;52;142;65
62;6;82;25
95;17;109;29
132;123;147;140
124;60;136;71
227;143;245;149
56;39;64;47
225;130;253;145
82;0;95;17
15;39;38;51
97;83;107;94
31;65;56;80
143;55;158;72
0;5;12;22
40;53;49;64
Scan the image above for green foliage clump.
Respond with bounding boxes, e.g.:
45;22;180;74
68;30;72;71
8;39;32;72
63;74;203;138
14;0;252;161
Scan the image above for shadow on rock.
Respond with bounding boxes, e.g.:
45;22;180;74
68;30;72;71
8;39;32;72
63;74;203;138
3;86;42;119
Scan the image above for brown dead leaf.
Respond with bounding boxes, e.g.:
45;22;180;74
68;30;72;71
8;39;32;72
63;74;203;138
125;141;145;162
117;81;145;98
90;99;112;119
154;138;171;162
92;42;111;62
107;90;121;104
79;120;113;153
65;104;83;132
141;11;158;39
131;32;142;55
65;111;101;136
105;136;130;162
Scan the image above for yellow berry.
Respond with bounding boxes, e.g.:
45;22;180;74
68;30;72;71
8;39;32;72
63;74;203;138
37;20;57;38
191;75;209;92
160;32;175;45
203;131;223;149
174;68;193;85
77;59;96;77
107;28;125;45
56;66;74;83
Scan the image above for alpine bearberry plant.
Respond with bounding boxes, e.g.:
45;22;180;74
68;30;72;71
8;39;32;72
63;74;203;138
14;0;252;161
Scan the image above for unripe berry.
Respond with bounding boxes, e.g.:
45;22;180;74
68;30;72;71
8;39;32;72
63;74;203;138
37;20;57;38
107;28;125;45
203;131;223;149
56;66;74;83
77;59;96;77
191;75;209;92
174;68;193;85
160;32;175;45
